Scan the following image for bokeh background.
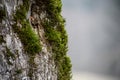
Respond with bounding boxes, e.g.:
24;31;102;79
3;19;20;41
62;0;120;80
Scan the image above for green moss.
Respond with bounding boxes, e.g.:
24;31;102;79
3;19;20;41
41;0;72;79
14;5;27;20
23;0;30;11
13;20;41;55
44;22;61;43
14;0;30;20
47;0;62;14
44;21;71;80
12;0;71;79
13;0;41;78
57;56;72;80
13;0;42;55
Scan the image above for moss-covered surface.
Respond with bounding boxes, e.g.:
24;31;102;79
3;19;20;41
43;21;72;80
12;0;71;79
36;0;72;79
13;0;41;78
13;0;41;55
13;20;41;55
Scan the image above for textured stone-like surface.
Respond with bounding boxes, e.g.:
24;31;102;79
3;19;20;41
0;0;57;80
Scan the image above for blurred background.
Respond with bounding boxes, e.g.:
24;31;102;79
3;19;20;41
62;0;120;80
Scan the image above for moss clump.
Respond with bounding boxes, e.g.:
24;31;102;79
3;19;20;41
23;0;30;11
57;56;72;80
40;0;72;79
44;22;61;43
14;5;27;21
43;20;72;80
13;20;41;55
13;0;41;55
20;21;41;54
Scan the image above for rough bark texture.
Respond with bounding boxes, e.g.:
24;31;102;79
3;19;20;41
0;0;72;80
0;0;57;80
